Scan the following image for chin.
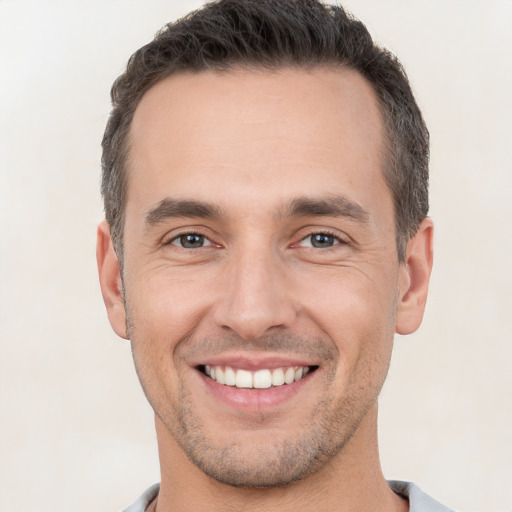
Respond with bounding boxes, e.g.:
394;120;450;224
181;435;330;488
166;390;360;489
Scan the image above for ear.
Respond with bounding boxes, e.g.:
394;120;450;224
395;218;434;335
96;220;128;339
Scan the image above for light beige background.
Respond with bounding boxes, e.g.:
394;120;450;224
1;1;511;511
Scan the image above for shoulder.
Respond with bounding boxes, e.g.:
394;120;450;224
122;483;160;512
388;480;455;512
122;481;454;512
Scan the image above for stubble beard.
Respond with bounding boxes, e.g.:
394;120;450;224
128;323;391;489
167;372;381;488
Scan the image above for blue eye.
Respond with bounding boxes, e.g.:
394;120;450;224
171;233;212;248
300;233;340;248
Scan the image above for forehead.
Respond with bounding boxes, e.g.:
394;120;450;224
127;67;389;217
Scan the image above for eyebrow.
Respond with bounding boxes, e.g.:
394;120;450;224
145;194;369;226
145;198;223;226
283;196;369;223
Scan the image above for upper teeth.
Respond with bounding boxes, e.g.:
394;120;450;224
204;365;310;389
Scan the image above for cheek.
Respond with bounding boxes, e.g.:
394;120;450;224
128;268;214;338
125;272;210;391
304;265;396;318
305;275;396;407
298;267;398;360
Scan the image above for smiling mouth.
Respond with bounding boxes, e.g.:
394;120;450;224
198;364;318;389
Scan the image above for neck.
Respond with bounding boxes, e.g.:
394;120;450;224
153;404;408;512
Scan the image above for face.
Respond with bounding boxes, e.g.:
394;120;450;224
99;67;430;487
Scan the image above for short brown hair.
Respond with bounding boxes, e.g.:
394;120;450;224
102;0;429;263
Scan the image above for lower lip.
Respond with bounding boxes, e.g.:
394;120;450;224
198;370;313;411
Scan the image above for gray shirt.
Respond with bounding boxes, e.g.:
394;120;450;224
122;480;455;511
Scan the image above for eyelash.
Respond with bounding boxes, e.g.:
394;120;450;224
296;230;347;249
164;229;347;250
165;230;214;249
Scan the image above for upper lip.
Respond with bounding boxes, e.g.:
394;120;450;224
192;353;318;371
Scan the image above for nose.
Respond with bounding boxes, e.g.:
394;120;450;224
213;246;297;340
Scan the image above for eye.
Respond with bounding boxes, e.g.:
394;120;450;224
299;232;342;248
170;233;213;249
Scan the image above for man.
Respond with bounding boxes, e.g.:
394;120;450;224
96;1;451;510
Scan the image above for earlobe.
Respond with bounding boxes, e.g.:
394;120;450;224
96;221;129;339
395;218;434;335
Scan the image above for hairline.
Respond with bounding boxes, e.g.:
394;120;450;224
112;63;413;265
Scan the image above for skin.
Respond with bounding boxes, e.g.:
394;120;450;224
97;67;433;512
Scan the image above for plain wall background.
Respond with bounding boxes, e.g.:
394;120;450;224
0;1;511;511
